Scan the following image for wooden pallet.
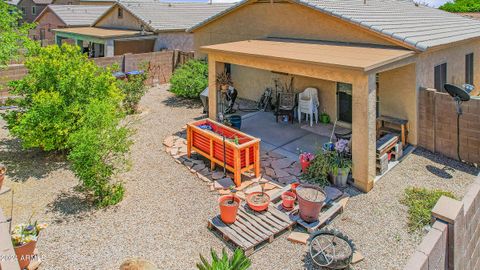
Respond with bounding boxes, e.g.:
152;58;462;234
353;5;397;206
208;203;295;256
292;202;344;233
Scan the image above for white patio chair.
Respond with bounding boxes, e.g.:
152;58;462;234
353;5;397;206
298;87;319;126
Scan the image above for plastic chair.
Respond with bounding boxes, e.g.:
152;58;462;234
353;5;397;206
298;87;319;126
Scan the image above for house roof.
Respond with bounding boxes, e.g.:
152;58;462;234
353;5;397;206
189;0;480;51
32;0;53;4
53;26;152;38
98;1;235;32
35;5;111;26
201;38;416;72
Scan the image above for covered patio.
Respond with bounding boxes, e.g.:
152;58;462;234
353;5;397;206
202;38;417;192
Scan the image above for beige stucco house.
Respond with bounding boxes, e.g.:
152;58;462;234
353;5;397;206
189;0;480;192
53;1;234;57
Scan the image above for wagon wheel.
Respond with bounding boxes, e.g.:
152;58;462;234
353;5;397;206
309;229;355;269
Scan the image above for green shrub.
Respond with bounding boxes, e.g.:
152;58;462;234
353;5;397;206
169;59;208;98
440;0;480;12
3;43;122;151
68;99;132;207
401;187;456;232
197;248;251;270
117;72;148;114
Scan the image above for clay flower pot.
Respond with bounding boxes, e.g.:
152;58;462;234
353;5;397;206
246;192;270;212
14;240;36;269
218;195;240;224
297;184;326;223
281;191;296;210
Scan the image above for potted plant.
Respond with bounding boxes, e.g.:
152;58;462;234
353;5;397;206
216;70;232;91
296;184;326;223
246;180;270;212
329;139;352;188
0;164;6;191
11;220;47;269
320;109;330;124
281;191;296;210
299;151;315;173
196;248;251;270
218;187;240;224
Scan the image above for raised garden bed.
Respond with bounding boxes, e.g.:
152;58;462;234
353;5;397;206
187;119;261;186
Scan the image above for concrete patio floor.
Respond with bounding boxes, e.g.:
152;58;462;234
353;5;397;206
239;111;330;159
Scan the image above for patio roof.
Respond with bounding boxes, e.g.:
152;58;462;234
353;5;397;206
201;39;416;72
52;27;153;39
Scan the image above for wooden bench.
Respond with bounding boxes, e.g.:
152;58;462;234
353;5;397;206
376;115;408;148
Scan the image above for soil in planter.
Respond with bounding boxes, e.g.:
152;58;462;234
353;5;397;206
297;187;325;202
249;193;269;205
221;200;239;207
283;195;295;201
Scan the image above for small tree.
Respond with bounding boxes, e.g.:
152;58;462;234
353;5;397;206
117;72;148;114
169;59;208;99
0;1;35;67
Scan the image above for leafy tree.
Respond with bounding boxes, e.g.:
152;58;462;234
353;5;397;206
0;1;35;67
4;44;123;151
170;59;208;99
117;72;148;114
440;0;480;12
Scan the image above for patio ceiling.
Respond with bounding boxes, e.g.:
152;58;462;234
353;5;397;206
201;38;416;72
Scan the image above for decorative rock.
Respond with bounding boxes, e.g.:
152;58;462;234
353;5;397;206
184;161;194;168
170;148;179;156
174;158;182;164
197;173;211;183
351;251;364;264
218;189;231;195
271;158;294;170
325;186;343;202
265;167;276;177
263;182;278;191
191;164;206;173
214;178;235;189
338;196;350;209
192;159;205;165
163;136;175;147
212;171;225;180
274;168;290;178
287;232;309;245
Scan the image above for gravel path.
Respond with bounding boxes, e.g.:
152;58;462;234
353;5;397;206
0;85;478;270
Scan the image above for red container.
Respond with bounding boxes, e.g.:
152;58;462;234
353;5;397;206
290;183;300;195
246;192;270;212
218;195;240;224
281;191;296;209
14;241;37;270
299;154;313;172
296;184;326;223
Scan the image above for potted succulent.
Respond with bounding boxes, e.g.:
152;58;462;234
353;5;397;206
0;164;6;191
246;180;270;212
216;70;232;91
218;187;240;224
329;139;352;188
11;220;47;269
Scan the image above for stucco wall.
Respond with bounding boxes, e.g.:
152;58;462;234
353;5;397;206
155;32;194;52
18;0;48;23
95;5;144;31
114;39;155;55
31;9;65;45
378;64;418;145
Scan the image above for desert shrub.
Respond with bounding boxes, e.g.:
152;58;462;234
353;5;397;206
3;43;122;151
117;72;148;114
68;100;132;207
440;0;480;12
196;248;251;270
169;59;208;98
401;187;456;232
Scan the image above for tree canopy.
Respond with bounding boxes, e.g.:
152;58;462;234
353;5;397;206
0;0;34;67
440;0;480;13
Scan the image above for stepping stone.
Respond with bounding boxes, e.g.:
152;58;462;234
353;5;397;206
191;163;206;173
287;232;309;245
214;178;234;189
265;167;276;177
274;168;290;178
192;159;205;165
286;166;302;177
184;161;194;168
325;186;343;202
163;136;175;147
351;251;364;264
271;158;294;170
211;171;225;180
263;182;278;191
236;180;254;191
170;148;179;156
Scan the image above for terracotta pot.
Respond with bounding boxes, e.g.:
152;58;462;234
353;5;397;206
281;191;296;209
290;183;300;195
246;192;270;212
297;184;326;223
218;195;240;224
14;240;36;269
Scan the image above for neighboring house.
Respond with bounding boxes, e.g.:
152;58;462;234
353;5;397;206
17;0;52;23
32;5;110;45
189;0;480;192
53;1;234;57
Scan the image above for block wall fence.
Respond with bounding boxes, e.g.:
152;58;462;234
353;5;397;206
418;88;480;165
404;176;480;270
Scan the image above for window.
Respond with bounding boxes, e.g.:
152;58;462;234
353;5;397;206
118;8;123;19
466;53;474;85
31;6;36;15
434;63;447;92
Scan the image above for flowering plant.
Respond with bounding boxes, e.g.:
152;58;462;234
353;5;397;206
299;152;315;162
11;221;47;247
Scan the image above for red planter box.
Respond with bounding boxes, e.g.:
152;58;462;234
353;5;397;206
187;119;261;186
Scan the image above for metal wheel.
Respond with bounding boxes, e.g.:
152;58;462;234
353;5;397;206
308;229;355;269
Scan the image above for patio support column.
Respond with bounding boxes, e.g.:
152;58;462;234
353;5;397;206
105;39;114;57
208;56;225;120
351;73;377;192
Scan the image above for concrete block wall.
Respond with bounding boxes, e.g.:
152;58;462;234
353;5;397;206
404;176;480;270
418;88;480;164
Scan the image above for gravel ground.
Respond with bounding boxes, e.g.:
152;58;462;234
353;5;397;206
0;84;478;270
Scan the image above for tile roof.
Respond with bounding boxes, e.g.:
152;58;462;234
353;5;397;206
189;0;480;51
32;0;53;4
117;1;235;31
37;5;111;26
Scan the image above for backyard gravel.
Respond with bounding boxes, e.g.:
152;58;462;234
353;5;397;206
0;84;478;270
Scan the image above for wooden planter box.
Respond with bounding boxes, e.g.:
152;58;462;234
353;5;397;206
187;119;261;186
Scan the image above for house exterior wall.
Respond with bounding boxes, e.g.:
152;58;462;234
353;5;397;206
18;0;48;23
31;9;65;45
114;39;155;55
154;32;193;52
95;5;144;30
